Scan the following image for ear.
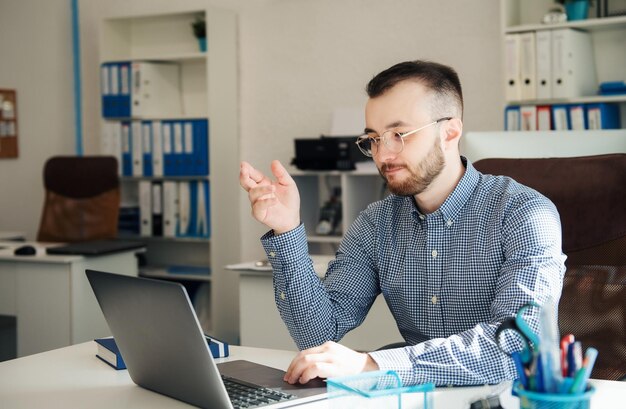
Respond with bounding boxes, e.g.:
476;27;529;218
442;118;463;148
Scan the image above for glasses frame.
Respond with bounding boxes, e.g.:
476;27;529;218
355;117;453;157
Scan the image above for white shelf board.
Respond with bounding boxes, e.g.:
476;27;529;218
121;175;210;181
505;15;626;33
140;268;212;282
101;52;206;63
507;94;626;106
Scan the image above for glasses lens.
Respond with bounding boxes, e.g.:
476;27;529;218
382;131;404;153
356;136;373;156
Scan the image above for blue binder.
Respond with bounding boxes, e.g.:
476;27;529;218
142;121;153;177
182;121;194;175
567;104;587;130
586;103;621;129
116;62;131;118
194;119;209;176
121;121;132;176
196;180;210;238
162;121;175;176
504;106;520;131
101;62;131;118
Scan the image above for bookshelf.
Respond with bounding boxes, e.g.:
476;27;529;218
99;8;240;339
500;0;626;129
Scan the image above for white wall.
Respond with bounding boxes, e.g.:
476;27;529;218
0;0;76;239
237;0;504;261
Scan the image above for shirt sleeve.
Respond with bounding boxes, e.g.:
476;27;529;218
370;195;566;386
261;213;381;350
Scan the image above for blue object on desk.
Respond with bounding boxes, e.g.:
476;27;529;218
570;347;598;394
95;337;126;370
599;81;626;95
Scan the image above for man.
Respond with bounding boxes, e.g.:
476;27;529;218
239;60;565;386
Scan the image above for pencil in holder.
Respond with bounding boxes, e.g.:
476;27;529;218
327;370;434;409
512;380;595;409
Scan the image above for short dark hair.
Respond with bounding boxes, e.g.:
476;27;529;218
366;60;463;119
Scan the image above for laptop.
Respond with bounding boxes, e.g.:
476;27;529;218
47;239;145;256
86;270;327;409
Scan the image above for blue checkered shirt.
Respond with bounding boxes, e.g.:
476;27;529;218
261;158;565;386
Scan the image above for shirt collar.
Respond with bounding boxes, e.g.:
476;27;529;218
407;156;480;224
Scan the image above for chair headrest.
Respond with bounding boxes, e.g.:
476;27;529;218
43;156;119;199
473;154;626;253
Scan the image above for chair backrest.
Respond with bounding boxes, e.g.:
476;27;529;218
37;156;120;243
474;154;626;380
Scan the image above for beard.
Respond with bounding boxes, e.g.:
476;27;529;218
378;137;445;196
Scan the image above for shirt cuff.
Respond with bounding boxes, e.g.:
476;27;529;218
260;223;309;267
369;348;420;386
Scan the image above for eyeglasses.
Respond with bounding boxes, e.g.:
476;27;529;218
355;117;452;157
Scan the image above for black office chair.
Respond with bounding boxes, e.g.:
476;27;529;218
37;156;120;243
474;154;626;381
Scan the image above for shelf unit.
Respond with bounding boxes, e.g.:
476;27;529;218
291;167;388;255
501;0;626;126
99;8;240;341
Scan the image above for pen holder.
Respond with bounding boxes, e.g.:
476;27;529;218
327;370;434;409
512;380;595;409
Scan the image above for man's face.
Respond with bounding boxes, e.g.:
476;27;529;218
365;81;445;197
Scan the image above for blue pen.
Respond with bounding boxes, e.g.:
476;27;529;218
534;354;545;393
570;347;598;394
567;341;582;378
511;351;528;389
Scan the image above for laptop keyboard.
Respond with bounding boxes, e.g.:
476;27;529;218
222;375;297;408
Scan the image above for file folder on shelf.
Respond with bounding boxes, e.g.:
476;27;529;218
162;121;175;176
121;121;132;176
183;121;194;176
131;62;182;118
152;120;164;177
535;30;552;100
142;121;153;177
587;103;621;129
139;181;152;237
568;104;587;130
551;29;597;99
178;181;191;237
196;180;210;238
504;34;522;102
194;119;209;176
520;105;538;131
101;62;131;118
131;121;143;177
163;181;179;238
537;105;552;131
101;122;122;174
505;106;521;131
152;182;163;237
520;32;537;101
552;105;570;130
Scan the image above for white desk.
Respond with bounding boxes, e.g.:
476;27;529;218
229;256;402;351
0;241;140;357
0;342;623;408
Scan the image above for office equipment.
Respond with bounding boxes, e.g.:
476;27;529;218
37;156;120;243
535;30;552;100
100;62;131;118
86;270;327;408
551;29;596;99
519;32;536;101
151;182;163;236
45;239;144;256
100;122;122;175
570;347;599;394
151;120;164;176
551;105;570;130
536;105;552;130
13;245;36;256
598;80;626;95
326;370;434;409
292;136;367;170
121;121;132;176
504;34;522;101
560;334;575;377
131;121;143;176
131;62;182;118
162;181;179;237
138;181;152;237
587;103;621;129
504;106;521;131
141;121;153;177
568;104;586;130
94;337;126;370
512;380;595;408
520;105;537;131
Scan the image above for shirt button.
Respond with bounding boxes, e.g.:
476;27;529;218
431;295;438;304
447;220;453;227
419;215;425;220
280;292;286;300
431;250;438;258
269;251;276;257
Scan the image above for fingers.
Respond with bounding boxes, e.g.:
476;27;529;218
271;160;295;187
239;161;269;191
285;351;331;384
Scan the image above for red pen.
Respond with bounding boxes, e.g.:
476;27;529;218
560;334;575;377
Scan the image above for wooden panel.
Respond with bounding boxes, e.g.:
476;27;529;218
0;89;18;158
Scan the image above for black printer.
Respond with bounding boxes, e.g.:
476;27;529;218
291;135;370;171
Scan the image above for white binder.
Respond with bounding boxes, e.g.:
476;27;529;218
520;32;537;101
178;181;191;237
139;181;153;237
100;122;122;174
131;121;143;177
152;120;164;177
131;62;182;117
537;106;552;131
163;181;179;238
520;105;538;131
551;29;597;99
504;34;522;102
535;30;552;100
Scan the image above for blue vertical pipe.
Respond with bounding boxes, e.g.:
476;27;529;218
71;0;83;155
